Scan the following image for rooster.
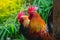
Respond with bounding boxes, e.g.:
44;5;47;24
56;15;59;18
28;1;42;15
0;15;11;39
17;11;30;38
27;6;54;40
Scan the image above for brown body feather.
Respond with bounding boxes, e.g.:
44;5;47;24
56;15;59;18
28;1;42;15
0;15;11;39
29;12;46;33
28;12;55;40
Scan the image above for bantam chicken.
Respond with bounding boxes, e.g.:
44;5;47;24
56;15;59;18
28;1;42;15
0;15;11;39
27;6;54;40
17;11;30;38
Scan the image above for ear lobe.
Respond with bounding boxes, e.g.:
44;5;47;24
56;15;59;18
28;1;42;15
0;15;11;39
19;18;24;24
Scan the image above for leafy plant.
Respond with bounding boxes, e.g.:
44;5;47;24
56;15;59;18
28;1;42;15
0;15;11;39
0;0;24;23
0;0;25;40
0;13;19;39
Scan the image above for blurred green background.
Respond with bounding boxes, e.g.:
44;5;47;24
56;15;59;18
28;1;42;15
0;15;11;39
0;0;53;40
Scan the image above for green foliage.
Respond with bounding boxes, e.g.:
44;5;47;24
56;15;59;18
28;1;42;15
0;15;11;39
0;0;25;39
0;0;24;23
0;13;20;40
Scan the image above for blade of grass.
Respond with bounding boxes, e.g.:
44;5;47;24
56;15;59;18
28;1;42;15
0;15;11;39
1;30;7;40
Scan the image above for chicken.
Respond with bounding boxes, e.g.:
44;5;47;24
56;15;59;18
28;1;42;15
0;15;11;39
17;11;30;38
27;6;54;40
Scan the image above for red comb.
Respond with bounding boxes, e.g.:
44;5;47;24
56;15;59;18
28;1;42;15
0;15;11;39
17;11;25;21
28;6;38;13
